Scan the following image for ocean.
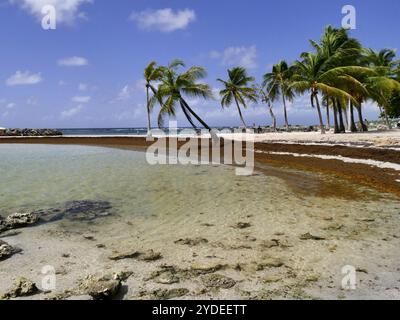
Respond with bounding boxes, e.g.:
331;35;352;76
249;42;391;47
59;127;235;136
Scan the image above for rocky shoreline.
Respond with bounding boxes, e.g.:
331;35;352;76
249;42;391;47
0;128;62;137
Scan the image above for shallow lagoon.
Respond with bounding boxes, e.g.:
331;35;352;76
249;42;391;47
0;144;399;300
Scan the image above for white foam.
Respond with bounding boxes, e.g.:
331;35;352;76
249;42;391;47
256;150;400;172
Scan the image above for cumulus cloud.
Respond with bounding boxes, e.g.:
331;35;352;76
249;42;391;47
72;96;91;103
10;0;93;25
6;71;42;86
6;103;16;109
130;8;196;32
61;104;83;119
117;85;132;100
211;46;258;69
58;56;88;67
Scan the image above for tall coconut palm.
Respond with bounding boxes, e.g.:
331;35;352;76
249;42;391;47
217;67;258;129
144;61;165;136
310;26;364;133
156;60;214;131
263;61;294;130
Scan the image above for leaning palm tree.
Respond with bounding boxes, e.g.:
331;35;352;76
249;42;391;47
144;61;165;136
156;60;214;132
217;67;258;129
263;61;294;130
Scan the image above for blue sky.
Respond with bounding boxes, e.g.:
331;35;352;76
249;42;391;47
0;0;399;128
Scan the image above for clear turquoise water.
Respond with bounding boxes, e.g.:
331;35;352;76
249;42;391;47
1;144;399;300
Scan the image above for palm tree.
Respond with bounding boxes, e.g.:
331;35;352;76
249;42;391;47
144;61;165;136
263;61;294;130
258;85;277;131
291;52;365;134
362;48;400;128
217;67;258;129
156;60;214;131
310;26;364;133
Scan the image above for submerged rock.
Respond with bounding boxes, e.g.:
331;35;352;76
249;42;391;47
137;250;162;262
201;274;236;289
0;213;39;233
147;263;226;284
113;271;134;282
35;200;113;222
232;222;251;229
77;275;121;300
108;249;162;262
300;233;326;241
260;239;280;249
152;288;189;300
147;266;181;284
256;258;285;270
190;263;226;275
263;274;283;283
0;240;22;261
109;250;139;261
174;238;209;246
1;277;39;299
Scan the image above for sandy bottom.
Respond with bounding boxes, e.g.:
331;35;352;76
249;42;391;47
0;144;399;300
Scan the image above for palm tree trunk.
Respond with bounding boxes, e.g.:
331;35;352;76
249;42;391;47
337;100;346;133
332;99;339;134
180;99;197;129
344;104;349;130
312;94;326;134
282;94;289;131
268;102;277;131
234;97;247;129
349;101;357;132
180;98;212;131
383;106;392;129
356;104;368;132
146;85;152;137
325;104;331;131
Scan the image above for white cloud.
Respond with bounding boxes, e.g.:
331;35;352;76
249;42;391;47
61;104;83;119
78;83;88;91
58;56;88;67
113;104;145;121
6;103;16;109
130;8;196;32
211;46;258;69
72;96;91;103
117;85;131;100
10;0;93;25
6;70;42;86
113;81;146;102
26;97;38;105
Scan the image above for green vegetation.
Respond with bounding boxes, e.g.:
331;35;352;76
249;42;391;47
143;26;400;134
